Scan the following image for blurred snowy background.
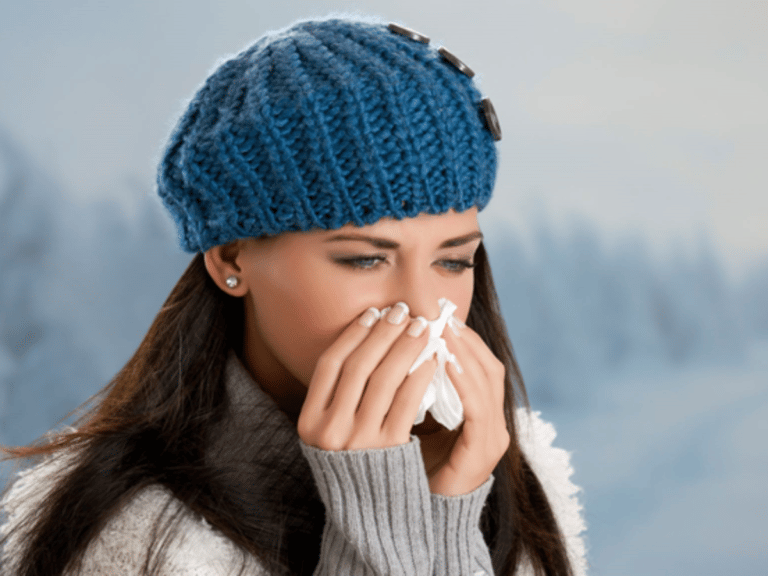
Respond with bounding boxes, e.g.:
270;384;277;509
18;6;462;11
1;0;766;574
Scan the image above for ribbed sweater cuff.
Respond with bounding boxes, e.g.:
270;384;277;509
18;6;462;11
431;475;495;575
300;437;435;575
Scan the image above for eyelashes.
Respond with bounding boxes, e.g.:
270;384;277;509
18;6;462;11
435;258;476;273
334;256;383;269
333;255;476;274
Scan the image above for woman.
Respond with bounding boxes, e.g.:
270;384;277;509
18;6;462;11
1;16;586;576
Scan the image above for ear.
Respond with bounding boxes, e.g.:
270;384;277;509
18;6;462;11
204;240;249;297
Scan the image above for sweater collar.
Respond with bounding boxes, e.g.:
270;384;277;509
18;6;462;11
206;351;322;537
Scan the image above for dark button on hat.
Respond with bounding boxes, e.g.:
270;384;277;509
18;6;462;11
438;47;475;78
387;22;430;44
482;98;502;141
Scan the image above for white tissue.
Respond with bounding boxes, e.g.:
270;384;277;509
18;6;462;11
407;298;464;430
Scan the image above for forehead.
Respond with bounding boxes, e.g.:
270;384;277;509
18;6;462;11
255;208;481;254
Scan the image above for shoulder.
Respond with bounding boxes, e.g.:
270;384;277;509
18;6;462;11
2;451;77;572
81;485;266;575
2;453;266;576
515;408;589;576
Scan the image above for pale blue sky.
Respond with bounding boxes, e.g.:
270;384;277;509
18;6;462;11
1;0;766;277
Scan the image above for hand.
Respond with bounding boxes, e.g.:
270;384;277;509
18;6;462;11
420;321;510;496
298;303;438;451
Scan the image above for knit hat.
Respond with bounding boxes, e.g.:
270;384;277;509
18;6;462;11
158;16;500;253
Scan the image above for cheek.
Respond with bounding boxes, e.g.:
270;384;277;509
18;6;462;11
251;265;377;385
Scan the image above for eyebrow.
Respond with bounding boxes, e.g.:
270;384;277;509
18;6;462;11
324;230;484;249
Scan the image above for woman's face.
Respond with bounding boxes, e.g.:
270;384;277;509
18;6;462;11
232;207;482;415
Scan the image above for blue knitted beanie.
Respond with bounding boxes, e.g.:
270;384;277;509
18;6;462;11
158;16;499;253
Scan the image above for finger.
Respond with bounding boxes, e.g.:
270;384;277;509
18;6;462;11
446;323;506;406
443;328;488;405
444;354;509;468
301;306;382;417
326;302;411;418
354;316;430;428
381;357;437;442
442;334;504;433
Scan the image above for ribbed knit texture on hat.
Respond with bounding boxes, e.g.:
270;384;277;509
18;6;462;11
158;17;498;253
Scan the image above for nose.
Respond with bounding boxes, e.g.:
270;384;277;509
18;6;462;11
389;262;442;321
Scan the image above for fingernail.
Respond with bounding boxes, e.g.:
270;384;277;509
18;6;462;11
448;316;465;336
448;353;464;374
387;302;409;325
359;307;381;327
407;316;428;337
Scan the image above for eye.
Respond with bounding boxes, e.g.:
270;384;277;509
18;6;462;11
439;259;476;274
334;255;388;270
332;255;475;273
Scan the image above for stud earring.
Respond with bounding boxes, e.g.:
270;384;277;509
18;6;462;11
225;276;239;288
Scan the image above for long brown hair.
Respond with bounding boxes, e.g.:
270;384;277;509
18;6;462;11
1;243;573;575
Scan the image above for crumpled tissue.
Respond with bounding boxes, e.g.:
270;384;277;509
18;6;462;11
407;298;464;430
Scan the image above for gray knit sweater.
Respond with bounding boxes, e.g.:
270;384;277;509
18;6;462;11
1;353;587;575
